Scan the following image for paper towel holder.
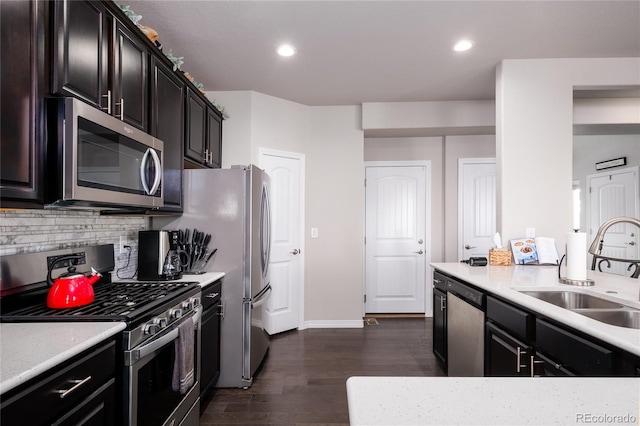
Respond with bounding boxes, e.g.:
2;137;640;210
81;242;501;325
558;254;595;286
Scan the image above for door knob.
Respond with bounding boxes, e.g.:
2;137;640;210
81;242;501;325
414;249;424;254
417;239;424;244
464;244;476;250
290;248;300;255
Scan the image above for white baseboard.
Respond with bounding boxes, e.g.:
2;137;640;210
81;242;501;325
300;319;364;330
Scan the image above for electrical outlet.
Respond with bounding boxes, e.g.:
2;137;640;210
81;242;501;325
119;235;128;253
526;228;536;238
311;228;318;238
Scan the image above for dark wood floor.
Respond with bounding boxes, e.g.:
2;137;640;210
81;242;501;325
199;317;446;425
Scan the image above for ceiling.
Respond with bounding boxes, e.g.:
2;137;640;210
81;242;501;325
126;1;640;106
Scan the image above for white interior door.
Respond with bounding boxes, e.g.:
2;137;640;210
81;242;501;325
365;163;430;314
458;159;496;261
587;167;639;276
260;150;304;334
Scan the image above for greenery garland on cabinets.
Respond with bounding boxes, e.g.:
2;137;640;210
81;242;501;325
116;3;229;118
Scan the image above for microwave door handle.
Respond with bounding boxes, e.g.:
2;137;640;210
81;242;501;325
148;148;162;195
139;148;161;195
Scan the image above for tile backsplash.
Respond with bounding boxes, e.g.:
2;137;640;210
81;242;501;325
0;210;148;279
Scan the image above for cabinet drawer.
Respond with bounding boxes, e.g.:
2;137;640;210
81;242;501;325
1;340;116;425
202;280;222;310
536;319;613;376
487;296;534;342
433;271;447;292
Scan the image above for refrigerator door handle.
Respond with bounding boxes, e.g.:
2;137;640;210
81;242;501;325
252;284;272;309
260;182;272;277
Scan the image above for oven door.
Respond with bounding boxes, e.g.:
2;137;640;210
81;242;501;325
124;307;201;426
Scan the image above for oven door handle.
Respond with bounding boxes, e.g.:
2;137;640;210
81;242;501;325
125;309;200;366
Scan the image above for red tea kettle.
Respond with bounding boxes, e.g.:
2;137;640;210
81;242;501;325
46;255;102;309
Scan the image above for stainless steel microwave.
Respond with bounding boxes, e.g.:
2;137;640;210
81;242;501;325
47;97;164;209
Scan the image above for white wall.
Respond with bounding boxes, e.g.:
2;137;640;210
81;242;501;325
207;90;365;326
496;58;640;248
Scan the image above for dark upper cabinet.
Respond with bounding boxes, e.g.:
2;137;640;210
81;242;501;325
0;0;47;206
113;19;148;130
207;106;223;168
150;57;185;211
51;0;148;131
51;0;109;111
185;89;207;166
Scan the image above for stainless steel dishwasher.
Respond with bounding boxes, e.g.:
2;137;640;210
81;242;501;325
446;278;485;376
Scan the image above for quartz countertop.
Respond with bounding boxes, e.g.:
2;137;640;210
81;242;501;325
347;376;640;425
431;263;640;355
178;271;224;288
0;322;126;395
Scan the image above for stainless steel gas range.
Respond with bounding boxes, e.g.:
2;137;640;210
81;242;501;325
0;244;202;426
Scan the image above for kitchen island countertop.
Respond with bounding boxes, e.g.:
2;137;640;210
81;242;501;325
431;263;640;356
347;376;640;425
0;322;126;395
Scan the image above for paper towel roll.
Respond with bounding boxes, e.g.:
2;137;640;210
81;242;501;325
566;231;587;280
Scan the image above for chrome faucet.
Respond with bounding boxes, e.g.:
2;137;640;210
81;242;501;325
588;216;640;278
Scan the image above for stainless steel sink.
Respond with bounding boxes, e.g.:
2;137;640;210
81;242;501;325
519;290;640;329
520;291;624;309
574;309;640;329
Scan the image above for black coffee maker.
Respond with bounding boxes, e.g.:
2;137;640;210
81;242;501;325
138;230;185;280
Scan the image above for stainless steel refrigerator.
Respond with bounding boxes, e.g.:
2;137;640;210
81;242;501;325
154;165;272;388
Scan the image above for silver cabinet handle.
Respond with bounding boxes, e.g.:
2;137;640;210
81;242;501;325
440;297;446;311
414;249;424;254
206;292;220;298
464;244;477;250
102;90;111;114
117;98;125;120
55;376;92;399
530;355;545;377
290;248;300;255
516;347;527;373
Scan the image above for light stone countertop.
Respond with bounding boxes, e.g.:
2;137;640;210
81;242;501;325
1;272;225;396
0;322;126;395
347;376;640;425
431;263;640;356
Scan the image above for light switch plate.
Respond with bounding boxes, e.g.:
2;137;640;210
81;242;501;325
311;228;318;238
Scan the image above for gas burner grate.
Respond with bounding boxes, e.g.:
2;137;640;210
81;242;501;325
0;281;199;322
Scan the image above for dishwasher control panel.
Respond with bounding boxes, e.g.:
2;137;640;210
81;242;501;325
447;279;485;309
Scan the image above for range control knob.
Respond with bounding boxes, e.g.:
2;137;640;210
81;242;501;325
169;309;183;319
191;297;201;308
181;300;193;311
156;317;168;329
143;322;160;335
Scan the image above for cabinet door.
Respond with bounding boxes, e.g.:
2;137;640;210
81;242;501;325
150;58;184;211
53;379;116;426
432;288;447;372
201;301;222;395
51;0;109;109
485;322;530;376
207;107;223;168
0;0;46;205
113;19;148;131
536;318;614;376
185;90;207;166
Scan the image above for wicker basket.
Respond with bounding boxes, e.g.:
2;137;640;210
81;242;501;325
489;248;512;266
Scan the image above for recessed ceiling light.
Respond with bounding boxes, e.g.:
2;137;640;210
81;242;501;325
452;39;474;52
276;44;297;57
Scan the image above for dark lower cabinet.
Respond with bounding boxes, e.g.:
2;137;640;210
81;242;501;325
432;284;447;373
0;340;117;426
486;321;531;376
535;318;614;376
200;280;222;411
